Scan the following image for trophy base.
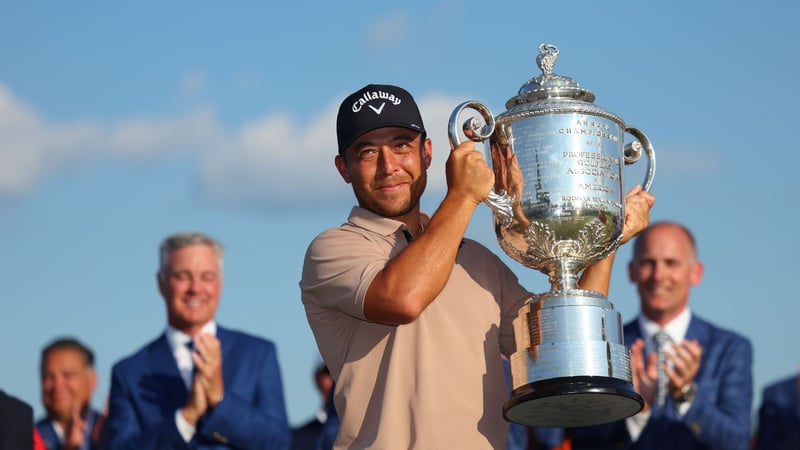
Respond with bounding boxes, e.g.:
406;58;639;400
503;376;643;427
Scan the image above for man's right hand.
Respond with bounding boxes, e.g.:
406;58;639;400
64;401;88;450
446;140;494;207
181;375;208;425
630;338;658;412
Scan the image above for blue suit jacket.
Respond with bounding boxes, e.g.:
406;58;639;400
100;326;291;450
754;374;800;450
35;410;101;450
568;315;753;450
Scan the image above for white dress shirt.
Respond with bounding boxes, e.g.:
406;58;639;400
626;308;693;440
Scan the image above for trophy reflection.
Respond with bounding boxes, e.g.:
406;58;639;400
449;44;655;427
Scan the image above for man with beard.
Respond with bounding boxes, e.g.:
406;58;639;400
300;84;655;449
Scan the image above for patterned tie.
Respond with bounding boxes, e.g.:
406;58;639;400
654;329;671;410
183;340;197;386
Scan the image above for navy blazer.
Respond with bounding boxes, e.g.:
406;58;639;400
569;315;753;450
35;410;101;450
290;417;324;450
101;326;291;450
754;374;800;450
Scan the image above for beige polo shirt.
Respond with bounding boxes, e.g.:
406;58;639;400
300;207;531;449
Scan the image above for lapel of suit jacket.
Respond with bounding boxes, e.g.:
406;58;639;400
84;409;100;450
623;319;643;347
657;317;709;421
37;412;101;450
36;420;61;450
684;316;712;383
684;315;710;345
216;326;237;383
148;333;189;407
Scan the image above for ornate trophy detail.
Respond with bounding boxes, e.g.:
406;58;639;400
449;44;655;427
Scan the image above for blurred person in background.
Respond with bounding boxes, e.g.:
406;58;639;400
0;389;35;450
754;369;800;450
291;363;334;450
560;222;753;450
35;337;103;450
101;232;291;449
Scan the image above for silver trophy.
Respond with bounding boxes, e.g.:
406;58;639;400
449;44;655;427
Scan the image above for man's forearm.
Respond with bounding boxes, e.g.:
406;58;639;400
578;251;616;296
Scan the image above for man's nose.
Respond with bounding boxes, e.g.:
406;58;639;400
187;277;201;292
376;148;400;174
52;376;69;390
651;262;666;280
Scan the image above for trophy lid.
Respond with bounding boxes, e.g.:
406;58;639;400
506;44;596;108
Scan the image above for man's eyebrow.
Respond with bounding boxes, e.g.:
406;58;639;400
168;269;217;275
353;132;419;150
352;140;377;151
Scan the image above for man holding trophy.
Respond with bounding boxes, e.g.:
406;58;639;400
300;79;654;448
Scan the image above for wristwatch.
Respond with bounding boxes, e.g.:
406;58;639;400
673;382;697;403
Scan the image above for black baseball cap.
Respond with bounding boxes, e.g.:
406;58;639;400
336;84;426;153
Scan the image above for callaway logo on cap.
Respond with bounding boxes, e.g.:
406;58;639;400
336;84;426;153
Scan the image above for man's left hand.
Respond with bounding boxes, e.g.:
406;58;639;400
192;333;225;408
666;339;702;399
621;185;656;244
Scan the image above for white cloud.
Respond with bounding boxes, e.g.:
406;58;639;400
0;86;48;193
0;84;224;195
104;109;224;160
0;82;721;208
199;103;342;205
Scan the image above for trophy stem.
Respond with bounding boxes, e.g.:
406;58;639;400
548;258;581;291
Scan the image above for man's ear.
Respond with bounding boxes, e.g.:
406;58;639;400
423;138;432;169
690;261;704;286
335;155;352;183
89;367;98;391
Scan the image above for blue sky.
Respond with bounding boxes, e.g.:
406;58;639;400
1;1;798;428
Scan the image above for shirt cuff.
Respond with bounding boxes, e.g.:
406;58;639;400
676;399;692;417
625;408;651;442
175;409;196;443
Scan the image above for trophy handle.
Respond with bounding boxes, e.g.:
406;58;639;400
448;101;514;222
623;126;656;192
447;101;496;147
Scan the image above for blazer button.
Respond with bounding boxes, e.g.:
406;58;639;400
213;431;229;444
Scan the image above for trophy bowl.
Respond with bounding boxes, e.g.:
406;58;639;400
449;44;655;427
